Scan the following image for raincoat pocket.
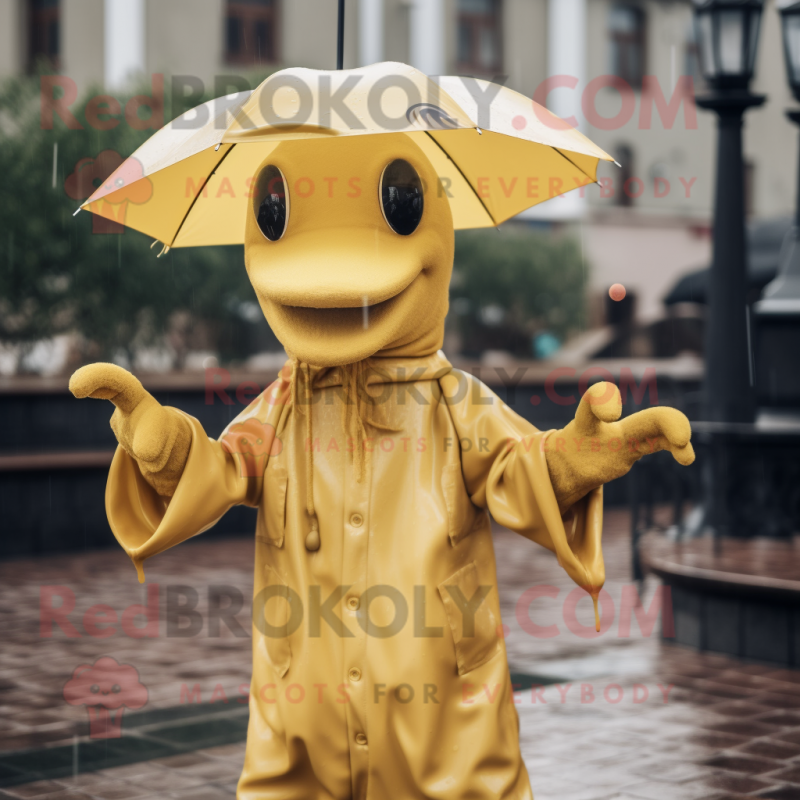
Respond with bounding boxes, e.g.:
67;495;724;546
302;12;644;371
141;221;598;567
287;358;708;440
438;561;501;676
257;465;288;548
257;563;295;678
442;462;479;546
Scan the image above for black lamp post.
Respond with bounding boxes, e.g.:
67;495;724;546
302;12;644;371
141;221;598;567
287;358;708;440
660;0;768;545
752;2;800;408
779;1;800;230
692;0;765;423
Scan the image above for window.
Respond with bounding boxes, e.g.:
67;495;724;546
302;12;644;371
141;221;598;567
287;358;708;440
609;4;646;89
615;144;635;208
28;0;60;71
225;0;279;65
457;0;502;74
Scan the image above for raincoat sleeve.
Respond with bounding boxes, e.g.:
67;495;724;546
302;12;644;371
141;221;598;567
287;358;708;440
106;376;289;582
440;369;605;596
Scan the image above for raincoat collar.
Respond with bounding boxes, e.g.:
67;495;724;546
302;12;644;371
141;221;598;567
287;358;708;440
301;350;453;390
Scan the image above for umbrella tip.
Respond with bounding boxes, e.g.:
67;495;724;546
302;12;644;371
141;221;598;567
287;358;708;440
476;127;483;135
72;207;82;217
215;143;221;151
613;160;621;168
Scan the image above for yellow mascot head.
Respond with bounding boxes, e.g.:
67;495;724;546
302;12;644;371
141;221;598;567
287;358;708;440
244;133;454;367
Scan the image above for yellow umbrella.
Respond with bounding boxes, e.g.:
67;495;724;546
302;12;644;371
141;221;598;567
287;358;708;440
80;61;613;250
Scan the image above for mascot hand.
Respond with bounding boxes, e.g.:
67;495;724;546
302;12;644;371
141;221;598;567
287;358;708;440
69;363;191;497
545;381;694;515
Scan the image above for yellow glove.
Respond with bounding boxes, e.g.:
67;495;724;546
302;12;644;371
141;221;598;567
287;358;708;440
545;381;695;515
69;363;192;497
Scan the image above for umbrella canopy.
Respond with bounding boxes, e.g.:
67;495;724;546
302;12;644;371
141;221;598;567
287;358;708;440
81;61;613;249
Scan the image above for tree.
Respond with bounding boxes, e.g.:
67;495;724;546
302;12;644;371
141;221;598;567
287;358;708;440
0;71;260;370
450;227;587;358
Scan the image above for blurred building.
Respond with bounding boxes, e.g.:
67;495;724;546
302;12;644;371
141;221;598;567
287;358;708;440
0;0;794;329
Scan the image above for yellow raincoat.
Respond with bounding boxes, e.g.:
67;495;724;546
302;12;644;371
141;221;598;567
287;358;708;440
106;352;603;800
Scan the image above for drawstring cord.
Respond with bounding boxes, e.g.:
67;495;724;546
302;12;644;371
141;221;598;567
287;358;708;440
288;358;398;551
289;360;319;550
342;359;397;483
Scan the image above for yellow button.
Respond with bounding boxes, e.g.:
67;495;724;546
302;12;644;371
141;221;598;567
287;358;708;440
347;596;360;610
355;733;367;746
305;528;320;551
348;667;362;682
350;513;364;527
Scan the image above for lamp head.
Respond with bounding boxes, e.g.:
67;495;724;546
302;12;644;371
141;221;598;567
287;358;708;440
779;0;800;102
692;0;765;92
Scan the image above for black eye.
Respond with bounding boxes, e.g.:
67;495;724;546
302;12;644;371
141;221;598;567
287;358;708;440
380;159;423;236
254;165;289;241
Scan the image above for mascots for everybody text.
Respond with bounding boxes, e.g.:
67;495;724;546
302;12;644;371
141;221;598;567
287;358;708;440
70;62;693;799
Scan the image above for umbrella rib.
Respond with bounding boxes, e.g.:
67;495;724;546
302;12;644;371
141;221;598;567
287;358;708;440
422;130;496;227
553;147;596;188
168;144;237;247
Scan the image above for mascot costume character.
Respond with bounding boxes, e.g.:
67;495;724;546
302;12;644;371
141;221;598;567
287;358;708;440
69;63;694;800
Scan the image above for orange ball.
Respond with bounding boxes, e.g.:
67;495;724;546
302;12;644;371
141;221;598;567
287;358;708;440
609;283;626;302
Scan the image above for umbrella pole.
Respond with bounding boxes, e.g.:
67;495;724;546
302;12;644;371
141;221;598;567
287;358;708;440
337;0;345;69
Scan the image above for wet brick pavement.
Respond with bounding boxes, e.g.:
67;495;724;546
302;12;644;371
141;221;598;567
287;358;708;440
2;508;800;799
